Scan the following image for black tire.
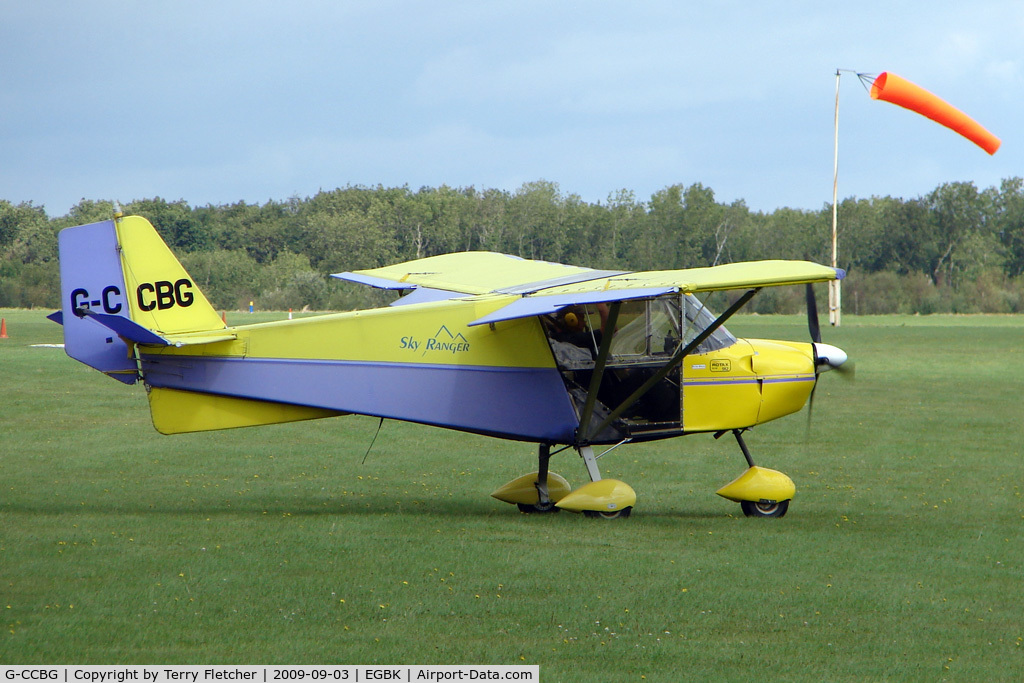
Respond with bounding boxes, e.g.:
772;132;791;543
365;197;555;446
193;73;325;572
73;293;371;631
517;501;560;514
583;506;632;519
740;500;790;518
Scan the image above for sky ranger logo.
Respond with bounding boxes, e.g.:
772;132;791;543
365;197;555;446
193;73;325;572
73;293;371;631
400;325;471;357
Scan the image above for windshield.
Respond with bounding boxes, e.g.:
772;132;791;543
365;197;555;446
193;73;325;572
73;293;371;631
682;294;736;354
542;293;735;369
603;294;735;361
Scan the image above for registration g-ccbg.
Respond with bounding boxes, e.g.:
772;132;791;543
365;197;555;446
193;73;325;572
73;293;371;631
5;672;59;681
272;671;349;681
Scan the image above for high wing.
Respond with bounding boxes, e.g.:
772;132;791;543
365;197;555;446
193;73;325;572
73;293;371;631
544;260;845;294
334;252;844;325
471;260;844;326
332;252;625;297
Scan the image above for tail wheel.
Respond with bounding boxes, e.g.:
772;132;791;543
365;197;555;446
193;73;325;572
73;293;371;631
741;500;790;518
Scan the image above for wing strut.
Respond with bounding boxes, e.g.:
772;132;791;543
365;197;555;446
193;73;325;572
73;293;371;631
582;288;761;443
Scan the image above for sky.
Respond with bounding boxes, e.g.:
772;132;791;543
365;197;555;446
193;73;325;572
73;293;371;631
2;1;1021;217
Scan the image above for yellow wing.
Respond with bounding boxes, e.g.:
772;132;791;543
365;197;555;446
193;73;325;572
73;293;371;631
333;252;844;326
541;260;842;295
332;252;623;296
469;259;843;326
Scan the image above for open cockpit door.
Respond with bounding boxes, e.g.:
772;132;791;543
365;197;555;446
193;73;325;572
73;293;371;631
538;292;742;442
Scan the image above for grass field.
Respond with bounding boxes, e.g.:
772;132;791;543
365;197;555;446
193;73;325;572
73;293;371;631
2;308;1023;680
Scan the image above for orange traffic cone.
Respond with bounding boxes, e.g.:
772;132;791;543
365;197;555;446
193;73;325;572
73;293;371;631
0;318;7;339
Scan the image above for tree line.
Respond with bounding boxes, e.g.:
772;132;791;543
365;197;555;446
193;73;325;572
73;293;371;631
3;178;1024;315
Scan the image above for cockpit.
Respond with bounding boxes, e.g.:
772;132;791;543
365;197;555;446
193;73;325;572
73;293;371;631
542;292;736;441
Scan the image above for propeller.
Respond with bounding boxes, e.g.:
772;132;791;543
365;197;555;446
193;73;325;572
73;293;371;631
805;283;853;428
806;282;822;345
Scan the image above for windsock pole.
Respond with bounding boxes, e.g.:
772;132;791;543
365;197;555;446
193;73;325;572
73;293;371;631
830;69;843;327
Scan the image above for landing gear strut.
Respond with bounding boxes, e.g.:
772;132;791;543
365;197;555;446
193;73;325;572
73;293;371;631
491;444;571;513
518;444;560;514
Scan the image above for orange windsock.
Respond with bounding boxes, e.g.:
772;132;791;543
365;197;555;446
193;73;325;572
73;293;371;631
869;71;1000;155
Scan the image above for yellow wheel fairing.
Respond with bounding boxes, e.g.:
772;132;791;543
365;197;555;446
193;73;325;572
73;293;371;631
491;472;572;505
716;466;795;504
555;479;637;513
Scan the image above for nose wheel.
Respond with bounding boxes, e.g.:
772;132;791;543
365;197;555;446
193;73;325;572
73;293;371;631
740;499;790;518
716;430;795;518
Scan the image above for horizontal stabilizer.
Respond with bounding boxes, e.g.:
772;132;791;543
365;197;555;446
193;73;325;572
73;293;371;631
160;331;238;346
77;308;237;347
77;308;170;345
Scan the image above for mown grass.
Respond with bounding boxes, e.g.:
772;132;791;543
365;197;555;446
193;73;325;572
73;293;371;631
1;308;1023;680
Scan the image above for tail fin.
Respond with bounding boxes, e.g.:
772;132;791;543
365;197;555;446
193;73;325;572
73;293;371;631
58;215;225;382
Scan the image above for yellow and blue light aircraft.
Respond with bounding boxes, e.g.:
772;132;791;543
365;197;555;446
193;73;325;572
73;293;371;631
53;214;849;519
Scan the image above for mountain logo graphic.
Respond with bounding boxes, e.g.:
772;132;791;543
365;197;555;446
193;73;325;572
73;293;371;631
422;325;470;356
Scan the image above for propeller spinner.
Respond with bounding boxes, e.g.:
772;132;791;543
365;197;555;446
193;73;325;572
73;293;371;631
812;342;848;372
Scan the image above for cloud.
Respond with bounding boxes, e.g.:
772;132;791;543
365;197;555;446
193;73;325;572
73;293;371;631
2;0;1020;215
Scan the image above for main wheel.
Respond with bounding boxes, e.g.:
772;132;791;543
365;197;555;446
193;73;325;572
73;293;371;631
740;500;790;518
583;506;632;520
517;500;560;514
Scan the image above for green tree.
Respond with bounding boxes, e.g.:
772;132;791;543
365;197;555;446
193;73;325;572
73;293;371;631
994;177;1024;278
180;249;262;310
604;189;641;267
404;185;472;258
197;200;298;263
301;209;397;274
0;201;48;249
52;199;116;229
508;181;564;261
464;187;509;254
925;182;995;286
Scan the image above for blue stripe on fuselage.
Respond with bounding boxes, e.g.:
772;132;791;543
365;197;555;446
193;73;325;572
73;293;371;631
139;355;579;443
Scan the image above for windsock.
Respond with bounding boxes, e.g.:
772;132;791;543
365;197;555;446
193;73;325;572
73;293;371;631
869;71;1000;155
